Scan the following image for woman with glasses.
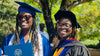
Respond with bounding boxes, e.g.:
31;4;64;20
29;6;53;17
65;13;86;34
52;10;90;56
2;1;51;56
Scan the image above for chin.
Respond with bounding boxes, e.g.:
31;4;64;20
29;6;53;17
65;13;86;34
60;35;66;38
21;27;30;29
59;36;66;40
60;35;69;40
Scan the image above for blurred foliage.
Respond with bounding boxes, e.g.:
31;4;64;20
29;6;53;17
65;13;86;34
0;0;23;47
0;0;100;47
71;0;100;40
81;39;100;49
81;40;99;46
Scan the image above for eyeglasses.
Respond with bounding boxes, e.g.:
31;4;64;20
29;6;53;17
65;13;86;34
17;15;32;20
57;23;72;28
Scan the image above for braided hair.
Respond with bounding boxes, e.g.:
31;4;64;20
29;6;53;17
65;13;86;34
13;12;39;54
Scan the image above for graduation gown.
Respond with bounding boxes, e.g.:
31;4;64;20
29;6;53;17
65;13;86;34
53;39;90;56
2;33;51;56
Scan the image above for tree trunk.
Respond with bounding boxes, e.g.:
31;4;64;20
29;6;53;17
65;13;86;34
39;0;94;43
40;0;55;43
60;0;71;10
60;0;94;10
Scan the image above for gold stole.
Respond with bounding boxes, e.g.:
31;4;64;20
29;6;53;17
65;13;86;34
53;47;64;56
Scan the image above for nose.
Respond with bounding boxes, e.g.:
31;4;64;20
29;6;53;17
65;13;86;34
20;18;26;21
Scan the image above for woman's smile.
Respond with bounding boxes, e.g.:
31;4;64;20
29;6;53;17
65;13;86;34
18;12;33;29
57;18;72;39
21;22;28;26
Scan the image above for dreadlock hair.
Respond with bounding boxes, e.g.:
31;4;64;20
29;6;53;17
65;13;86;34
13;12;39;54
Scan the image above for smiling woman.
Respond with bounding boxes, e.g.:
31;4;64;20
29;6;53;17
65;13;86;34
57;18;72;40
17;12;33;30
2;1;51;56
52;10;90;56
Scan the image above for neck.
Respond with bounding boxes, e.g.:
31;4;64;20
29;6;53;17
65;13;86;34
21;28;31;36
59;36;71;40
21;28;31;43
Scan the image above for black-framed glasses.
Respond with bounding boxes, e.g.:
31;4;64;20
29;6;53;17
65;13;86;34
57;23;72;28
17;15;32;20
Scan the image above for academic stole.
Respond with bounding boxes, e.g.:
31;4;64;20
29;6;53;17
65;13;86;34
53;47;64;56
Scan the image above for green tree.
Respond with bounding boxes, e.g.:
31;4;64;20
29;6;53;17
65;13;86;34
0;0;99;47
71;0;100;40
0;0;22;47
32;0;95;42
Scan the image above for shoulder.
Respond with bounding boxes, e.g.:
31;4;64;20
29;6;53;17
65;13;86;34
6;34;13;38
64;41;90;56
2;34;13;50
64;41;87;48
4;34;13;45
64;41;88;51
5;34;13;41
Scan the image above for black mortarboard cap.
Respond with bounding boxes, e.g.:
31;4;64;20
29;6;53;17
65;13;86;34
15;1;43;16
54;10;81;28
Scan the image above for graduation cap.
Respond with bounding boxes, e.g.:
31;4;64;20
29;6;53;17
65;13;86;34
15;1;43;31
54;10;81;28
15;2;44;55
15;1;43;16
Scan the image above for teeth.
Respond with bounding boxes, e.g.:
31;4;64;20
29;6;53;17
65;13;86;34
22;22;28;25
60;31;66;33
22;23;27;24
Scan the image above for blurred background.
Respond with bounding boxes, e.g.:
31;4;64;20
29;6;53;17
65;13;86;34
0;0;100;56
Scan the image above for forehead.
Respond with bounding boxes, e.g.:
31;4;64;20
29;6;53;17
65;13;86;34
59;18;71;23
18;12;32;16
